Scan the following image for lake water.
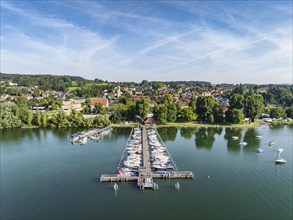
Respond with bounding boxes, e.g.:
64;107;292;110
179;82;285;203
1;125;292;220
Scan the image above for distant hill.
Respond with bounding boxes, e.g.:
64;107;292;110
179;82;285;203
0;73;85;82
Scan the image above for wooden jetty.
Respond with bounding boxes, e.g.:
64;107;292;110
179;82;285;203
100;125;194;189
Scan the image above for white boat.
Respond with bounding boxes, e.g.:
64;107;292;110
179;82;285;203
277;147;283;153
232;136;239;140
79;136;88;145
240;142;247;146
256;136;262;139
275;151;286;164
275;158;286;164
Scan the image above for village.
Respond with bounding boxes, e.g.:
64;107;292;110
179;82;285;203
0;75;292;129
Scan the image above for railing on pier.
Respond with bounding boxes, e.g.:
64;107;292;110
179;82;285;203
100;174;138;182
152;171;194;179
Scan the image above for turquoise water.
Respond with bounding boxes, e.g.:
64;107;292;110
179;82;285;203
1;125;292;219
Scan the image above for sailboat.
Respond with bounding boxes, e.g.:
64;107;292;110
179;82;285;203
275;150;286;164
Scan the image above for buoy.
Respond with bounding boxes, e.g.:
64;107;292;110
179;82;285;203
175;182;180;190
208;175;210;179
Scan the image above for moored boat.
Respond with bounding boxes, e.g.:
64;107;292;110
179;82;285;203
268;140;275;146
275;158;286;164
275;150;286;164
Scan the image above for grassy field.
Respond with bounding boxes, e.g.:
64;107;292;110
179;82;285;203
154;122;261;128
111;123;139;128
110;122;261;128
68;86;80;91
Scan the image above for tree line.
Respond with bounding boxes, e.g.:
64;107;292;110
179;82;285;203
0;102;110;129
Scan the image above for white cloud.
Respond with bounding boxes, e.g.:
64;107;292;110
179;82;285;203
0;0;292;84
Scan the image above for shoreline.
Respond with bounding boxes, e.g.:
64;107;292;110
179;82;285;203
111;122;262;128
2;121;292;130
153;122;261;128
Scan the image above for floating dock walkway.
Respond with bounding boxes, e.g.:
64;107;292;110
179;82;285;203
100;125;194;189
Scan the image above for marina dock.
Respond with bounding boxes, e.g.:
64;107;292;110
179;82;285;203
69;126;112;144
100;125;194;189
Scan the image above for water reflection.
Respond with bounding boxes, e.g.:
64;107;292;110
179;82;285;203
110;127;131;140
51;128;78;140
0;128;47;143
158;127;178;142
243;128;261;149
194;127;216;149
224;128;243;151
269;124;286;131
180;127;196;140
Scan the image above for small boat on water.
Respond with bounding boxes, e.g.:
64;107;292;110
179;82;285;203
256;148;264;153
275;158;286;164
268;140;275;146
275;150;286;164
232;136;239;140
240;142;247;146
256;136;262;139
277;147;283;153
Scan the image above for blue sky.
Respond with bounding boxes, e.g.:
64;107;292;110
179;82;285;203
1;0;292;84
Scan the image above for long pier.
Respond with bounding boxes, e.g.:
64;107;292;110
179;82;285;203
100;125;194;189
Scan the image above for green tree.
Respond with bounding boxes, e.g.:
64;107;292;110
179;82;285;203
196;96;217;123
33;109;42;126
229;94;244;110
118;95;131;105
153;104;168;124
244;94;264;122
225;109;244;124
55;110;70;127
14;96;28;108
135;98;150;120
189;98;197;113
270;107;286;119
232;83;246;95
286;106;293;118
178;107;197;122
110;104;127;123
95;103;107;115
93;115;111;127
41;111;47;127
0;103;22;129
33;88;41;97
162;94;177;122
27;110;33;126
167;103;177;122
213;103;224;124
